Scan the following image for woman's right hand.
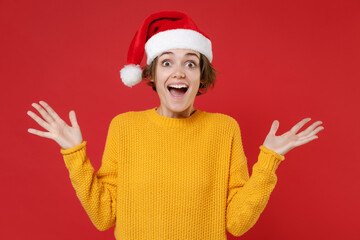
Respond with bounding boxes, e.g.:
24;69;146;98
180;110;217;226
27;101;83;150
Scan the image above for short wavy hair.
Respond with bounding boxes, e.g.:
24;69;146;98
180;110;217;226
142;53;216;96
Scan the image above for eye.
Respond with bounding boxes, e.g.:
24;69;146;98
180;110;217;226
161;60;171;67
186;61;196;68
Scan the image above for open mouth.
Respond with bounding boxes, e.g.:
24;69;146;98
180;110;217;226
167;84;188;97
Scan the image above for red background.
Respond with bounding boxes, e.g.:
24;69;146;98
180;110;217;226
1;0;359;239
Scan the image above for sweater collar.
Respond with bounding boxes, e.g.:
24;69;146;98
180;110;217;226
146;107;203;128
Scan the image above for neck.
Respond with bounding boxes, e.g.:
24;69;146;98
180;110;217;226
156;106;196;119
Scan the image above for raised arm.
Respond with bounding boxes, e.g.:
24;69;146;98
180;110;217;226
226;122;284;237
27;101;117;230
226;118;324;237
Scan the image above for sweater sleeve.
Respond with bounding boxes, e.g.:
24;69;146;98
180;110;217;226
60;117;119;231
226;122;285;237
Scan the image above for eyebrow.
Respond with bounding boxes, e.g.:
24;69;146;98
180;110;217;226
159;51;200;60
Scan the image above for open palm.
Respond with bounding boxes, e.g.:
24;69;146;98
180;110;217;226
262;118;324;156
27;101;83;150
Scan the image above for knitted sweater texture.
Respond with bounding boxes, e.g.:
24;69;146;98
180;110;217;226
60;108;285;239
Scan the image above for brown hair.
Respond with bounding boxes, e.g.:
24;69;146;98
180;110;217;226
142;53;216;96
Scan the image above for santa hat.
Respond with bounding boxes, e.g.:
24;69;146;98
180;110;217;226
120;11;213;87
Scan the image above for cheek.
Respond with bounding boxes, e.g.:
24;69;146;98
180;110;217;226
190;70;201;86
155;67;168;80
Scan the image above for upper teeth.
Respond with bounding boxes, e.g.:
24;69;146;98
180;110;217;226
169;84;188;88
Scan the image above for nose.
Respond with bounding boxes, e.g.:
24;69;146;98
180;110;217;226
172;65;185;79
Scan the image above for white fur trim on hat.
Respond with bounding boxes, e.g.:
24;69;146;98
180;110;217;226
120;64;142;87
145;29;213;65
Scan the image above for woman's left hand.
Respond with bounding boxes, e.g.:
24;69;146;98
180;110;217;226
262;118;324;156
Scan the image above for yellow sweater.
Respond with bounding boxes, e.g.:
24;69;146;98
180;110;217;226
61;108;285;239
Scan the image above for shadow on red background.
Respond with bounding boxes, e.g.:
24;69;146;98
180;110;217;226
1;0;359;239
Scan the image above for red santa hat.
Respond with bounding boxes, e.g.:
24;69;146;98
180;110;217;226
120;11;213;87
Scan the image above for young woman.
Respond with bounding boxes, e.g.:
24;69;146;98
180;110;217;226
27;11;324;239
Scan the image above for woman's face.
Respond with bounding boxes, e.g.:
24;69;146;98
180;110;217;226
153;49;201;118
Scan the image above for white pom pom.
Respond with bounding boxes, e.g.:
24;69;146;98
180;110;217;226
120;64;143;87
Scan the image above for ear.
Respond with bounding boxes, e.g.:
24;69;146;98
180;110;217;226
149;78;156;87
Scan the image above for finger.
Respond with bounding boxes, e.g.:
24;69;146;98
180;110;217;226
269;120;279;135
69;110;79;128
27;128;54;139
290;118;312;134
27;110;52;132
294;135;319;147
306;126;325;138
297;121;323;137
31;102;55;124
39;101;62;122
